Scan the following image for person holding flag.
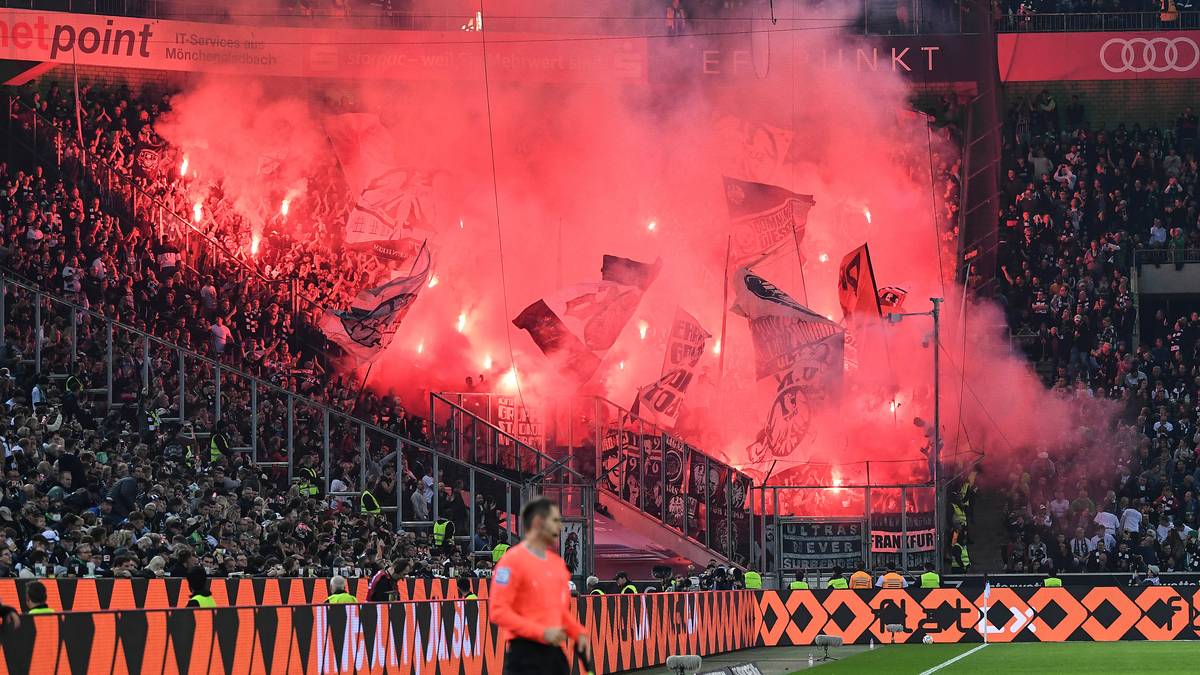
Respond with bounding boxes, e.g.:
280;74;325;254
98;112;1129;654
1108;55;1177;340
490;496;593;675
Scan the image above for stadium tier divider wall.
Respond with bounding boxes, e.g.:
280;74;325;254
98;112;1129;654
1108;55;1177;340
2;587;1199;674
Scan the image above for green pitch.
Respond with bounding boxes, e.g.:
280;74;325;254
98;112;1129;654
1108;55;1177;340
789;641;1199;674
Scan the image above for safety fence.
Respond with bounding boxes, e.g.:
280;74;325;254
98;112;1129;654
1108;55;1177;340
2;587;1199;674
0;578;468;613
0;591;759;675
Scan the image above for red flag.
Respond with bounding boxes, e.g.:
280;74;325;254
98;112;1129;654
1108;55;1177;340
837;244;882;319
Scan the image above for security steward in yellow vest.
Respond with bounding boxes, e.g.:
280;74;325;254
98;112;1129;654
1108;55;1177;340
360;490;381;515
743;569;763;589
491;542;510;563
876;564;909;589
849;561;873;589
826;566;849;589
950;541;970;572
208;422;231;463
24;581;54;614
919;562;941;588
298;467;320;498
325;575;358;604
1044;571;1063;587
185;566;217;608
586;575;604;595
433;518;454;547
788;572;810;590
615;571;637;594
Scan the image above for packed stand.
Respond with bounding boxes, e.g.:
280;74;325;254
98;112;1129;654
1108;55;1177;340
995;92;1200;574
0;337;510;580
1;83;515;579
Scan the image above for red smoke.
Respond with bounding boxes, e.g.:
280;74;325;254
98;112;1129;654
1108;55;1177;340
153;1;1118;502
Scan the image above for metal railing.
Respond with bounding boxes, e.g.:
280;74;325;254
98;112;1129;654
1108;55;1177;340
997;10;1200;33
1133;247;1200;265
429;392;587;486
754;483;938;582
590;396;754;565
0;274;594;576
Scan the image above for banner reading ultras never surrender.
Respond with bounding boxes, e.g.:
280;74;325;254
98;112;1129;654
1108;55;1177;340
0;9;648;82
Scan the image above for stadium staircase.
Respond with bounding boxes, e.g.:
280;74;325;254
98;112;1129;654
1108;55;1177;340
967;483;1007;572
430;394;739;580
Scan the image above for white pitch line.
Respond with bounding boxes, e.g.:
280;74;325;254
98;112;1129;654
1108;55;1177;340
916;643;990;675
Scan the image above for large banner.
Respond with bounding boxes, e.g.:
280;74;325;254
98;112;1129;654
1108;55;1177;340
730;268;843;381
0;9;648;83
732;268;844;464
724;178;815;265
0;9;989;86
493;395;544;449
870;511;936;554
599;428;662;505
998;31;1200;81
326;113;436;260
777;520;865;571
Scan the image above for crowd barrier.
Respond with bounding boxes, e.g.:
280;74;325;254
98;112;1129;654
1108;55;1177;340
0;578;464;612
1;587;1198;674
0;591;759;675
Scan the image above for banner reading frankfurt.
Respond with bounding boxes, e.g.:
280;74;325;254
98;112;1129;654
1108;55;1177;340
514;255;661;385
724;177;816;264
631;308;711;428
326;113;435;261
319;246;431;363
997;31;1200;81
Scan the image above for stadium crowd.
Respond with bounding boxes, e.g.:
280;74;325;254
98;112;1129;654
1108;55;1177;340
0;80;535;580
995;92;1200;573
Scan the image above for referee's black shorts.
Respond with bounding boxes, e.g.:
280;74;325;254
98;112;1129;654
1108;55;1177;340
503;638;569;675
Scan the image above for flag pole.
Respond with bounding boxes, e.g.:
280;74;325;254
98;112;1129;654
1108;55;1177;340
718;235;732;382
792;218;808;305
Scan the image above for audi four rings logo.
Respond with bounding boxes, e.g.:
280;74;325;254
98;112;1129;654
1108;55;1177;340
1100;37;1200;73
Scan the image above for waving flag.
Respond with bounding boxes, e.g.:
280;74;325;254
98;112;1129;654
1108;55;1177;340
731;268;843;381
326;114;435;261
631;308;710;428
878;285;909;315
514;255;661;385
732;268;844;464
712;112;795;184
320;246;432;363
724;177;815;264
838;244;882;319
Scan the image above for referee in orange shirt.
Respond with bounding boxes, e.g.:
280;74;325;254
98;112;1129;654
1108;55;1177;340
490;496;593;675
